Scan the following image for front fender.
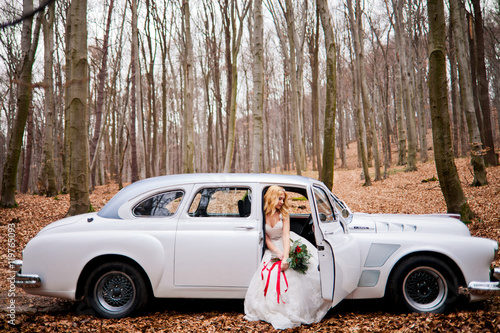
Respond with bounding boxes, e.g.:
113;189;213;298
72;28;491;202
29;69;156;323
349;233;497;300
21;232;166;300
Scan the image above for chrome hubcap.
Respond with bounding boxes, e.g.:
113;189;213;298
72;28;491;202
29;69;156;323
96;271;135;312
403;266;447;312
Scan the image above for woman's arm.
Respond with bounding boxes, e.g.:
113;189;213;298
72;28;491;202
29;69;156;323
265;234;284;259
281;215;291;271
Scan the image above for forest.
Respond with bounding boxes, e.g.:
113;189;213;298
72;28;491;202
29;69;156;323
0;0;499;216
1;1;500;330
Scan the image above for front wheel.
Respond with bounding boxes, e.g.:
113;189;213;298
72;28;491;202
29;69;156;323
388;256;458;313
84;262;149;318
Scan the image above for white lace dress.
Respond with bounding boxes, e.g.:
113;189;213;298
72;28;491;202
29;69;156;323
244;216;331;329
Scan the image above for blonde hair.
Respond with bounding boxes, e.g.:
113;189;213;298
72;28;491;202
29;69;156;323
264;185;289;217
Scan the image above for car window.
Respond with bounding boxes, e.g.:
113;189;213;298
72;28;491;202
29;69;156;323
133;191;184;217
188;187;252;217
313;187;335;223
287;191;311;214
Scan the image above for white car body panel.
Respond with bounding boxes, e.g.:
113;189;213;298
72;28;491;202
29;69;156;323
15;173;498;313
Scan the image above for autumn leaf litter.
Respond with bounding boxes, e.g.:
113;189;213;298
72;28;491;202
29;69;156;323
1;157;499;332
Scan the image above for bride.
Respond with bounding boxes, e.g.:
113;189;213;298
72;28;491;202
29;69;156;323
244;185;331;329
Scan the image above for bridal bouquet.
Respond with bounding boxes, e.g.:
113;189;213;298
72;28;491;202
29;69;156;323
287;239;311;274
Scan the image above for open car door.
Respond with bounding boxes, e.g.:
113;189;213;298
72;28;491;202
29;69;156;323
311;185;361;307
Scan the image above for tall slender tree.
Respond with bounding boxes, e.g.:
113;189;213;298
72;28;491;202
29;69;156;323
129;0;139;182
1;0;42;207
449;0;488;186
318;0;337;190
221;0;251;173
90;0;114;186
182;0;194;173
394;0;418;171
251;0;264;173
66;0;91;216
40;0;57;196
471;0;498;166
347;0;371;186
428;0;473;220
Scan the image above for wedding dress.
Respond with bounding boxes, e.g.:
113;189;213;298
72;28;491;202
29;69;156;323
244;215;331;329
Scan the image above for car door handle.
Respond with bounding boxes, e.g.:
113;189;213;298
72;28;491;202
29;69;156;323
236;225;255;230
324;231;334;235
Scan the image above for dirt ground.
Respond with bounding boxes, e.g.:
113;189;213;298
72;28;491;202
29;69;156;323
1;156;499;332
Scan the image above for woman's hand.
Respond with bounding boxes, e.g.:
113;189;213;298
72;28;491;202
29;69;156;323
275;251;284;260
281;260;289;271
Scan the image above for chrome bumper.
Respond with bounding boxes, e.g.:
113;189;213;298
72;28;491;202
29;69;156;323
460;268;500;298
12;260;42;288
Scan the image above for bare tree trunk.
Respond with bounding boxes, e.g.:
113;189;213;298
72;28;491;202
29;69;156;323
308;10;322;176
395;63;407;166
66;0;91;216
1;0;41;207
449;0;487;186
370;18;392;175
21;108;33;193
283;0;305;175
251;0;264;173
151;2;170;175
143;0;157;177
356;4;380;180
222;0;251;173
471;0;498;166
415;17;428;163
90;0;114;186
393;0;418;171
318;0;337;189
182;0;194;173
428;0;473;220
130;0;139;182
448;20;462;157
41;0;57;196
347;0;371;186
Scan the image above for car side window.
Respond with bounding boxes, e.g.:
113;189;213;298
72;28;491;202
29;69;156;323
188;187;252;217
313;187;335;223
133;191;184;217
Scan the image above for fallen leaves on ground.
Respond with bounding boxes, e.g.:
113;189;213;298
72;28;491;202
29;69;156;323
1;157;499;332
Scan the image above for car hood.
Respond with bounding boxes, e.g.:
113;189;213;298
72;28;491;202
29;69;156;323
348;213;471;236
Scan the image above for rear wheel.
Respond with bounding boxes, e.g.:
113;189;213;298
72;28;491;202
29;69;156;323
388;256;458;313
84;262;148;318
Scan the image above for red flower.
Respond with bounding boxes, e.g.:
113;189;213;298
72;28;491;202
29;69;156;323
296;245;301;253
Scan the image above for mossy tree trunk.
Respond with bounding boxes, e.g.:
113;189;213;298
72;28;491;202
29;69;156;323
1;0;41;207
318;0;337;190
428;0;473;221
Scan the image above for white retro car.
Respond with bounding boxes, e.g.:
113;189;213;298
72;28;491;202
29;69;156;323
14;174;499;318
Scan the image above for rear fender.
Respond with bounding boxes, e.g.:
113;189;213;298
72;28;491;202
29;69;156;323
22;232;166;299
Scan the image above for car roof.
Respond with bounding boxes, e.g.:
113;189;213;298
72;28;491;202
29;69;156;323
98;173;321;219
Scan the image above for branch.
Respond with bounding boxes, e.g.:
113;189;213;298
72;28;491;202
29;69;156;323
0;0;56;30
